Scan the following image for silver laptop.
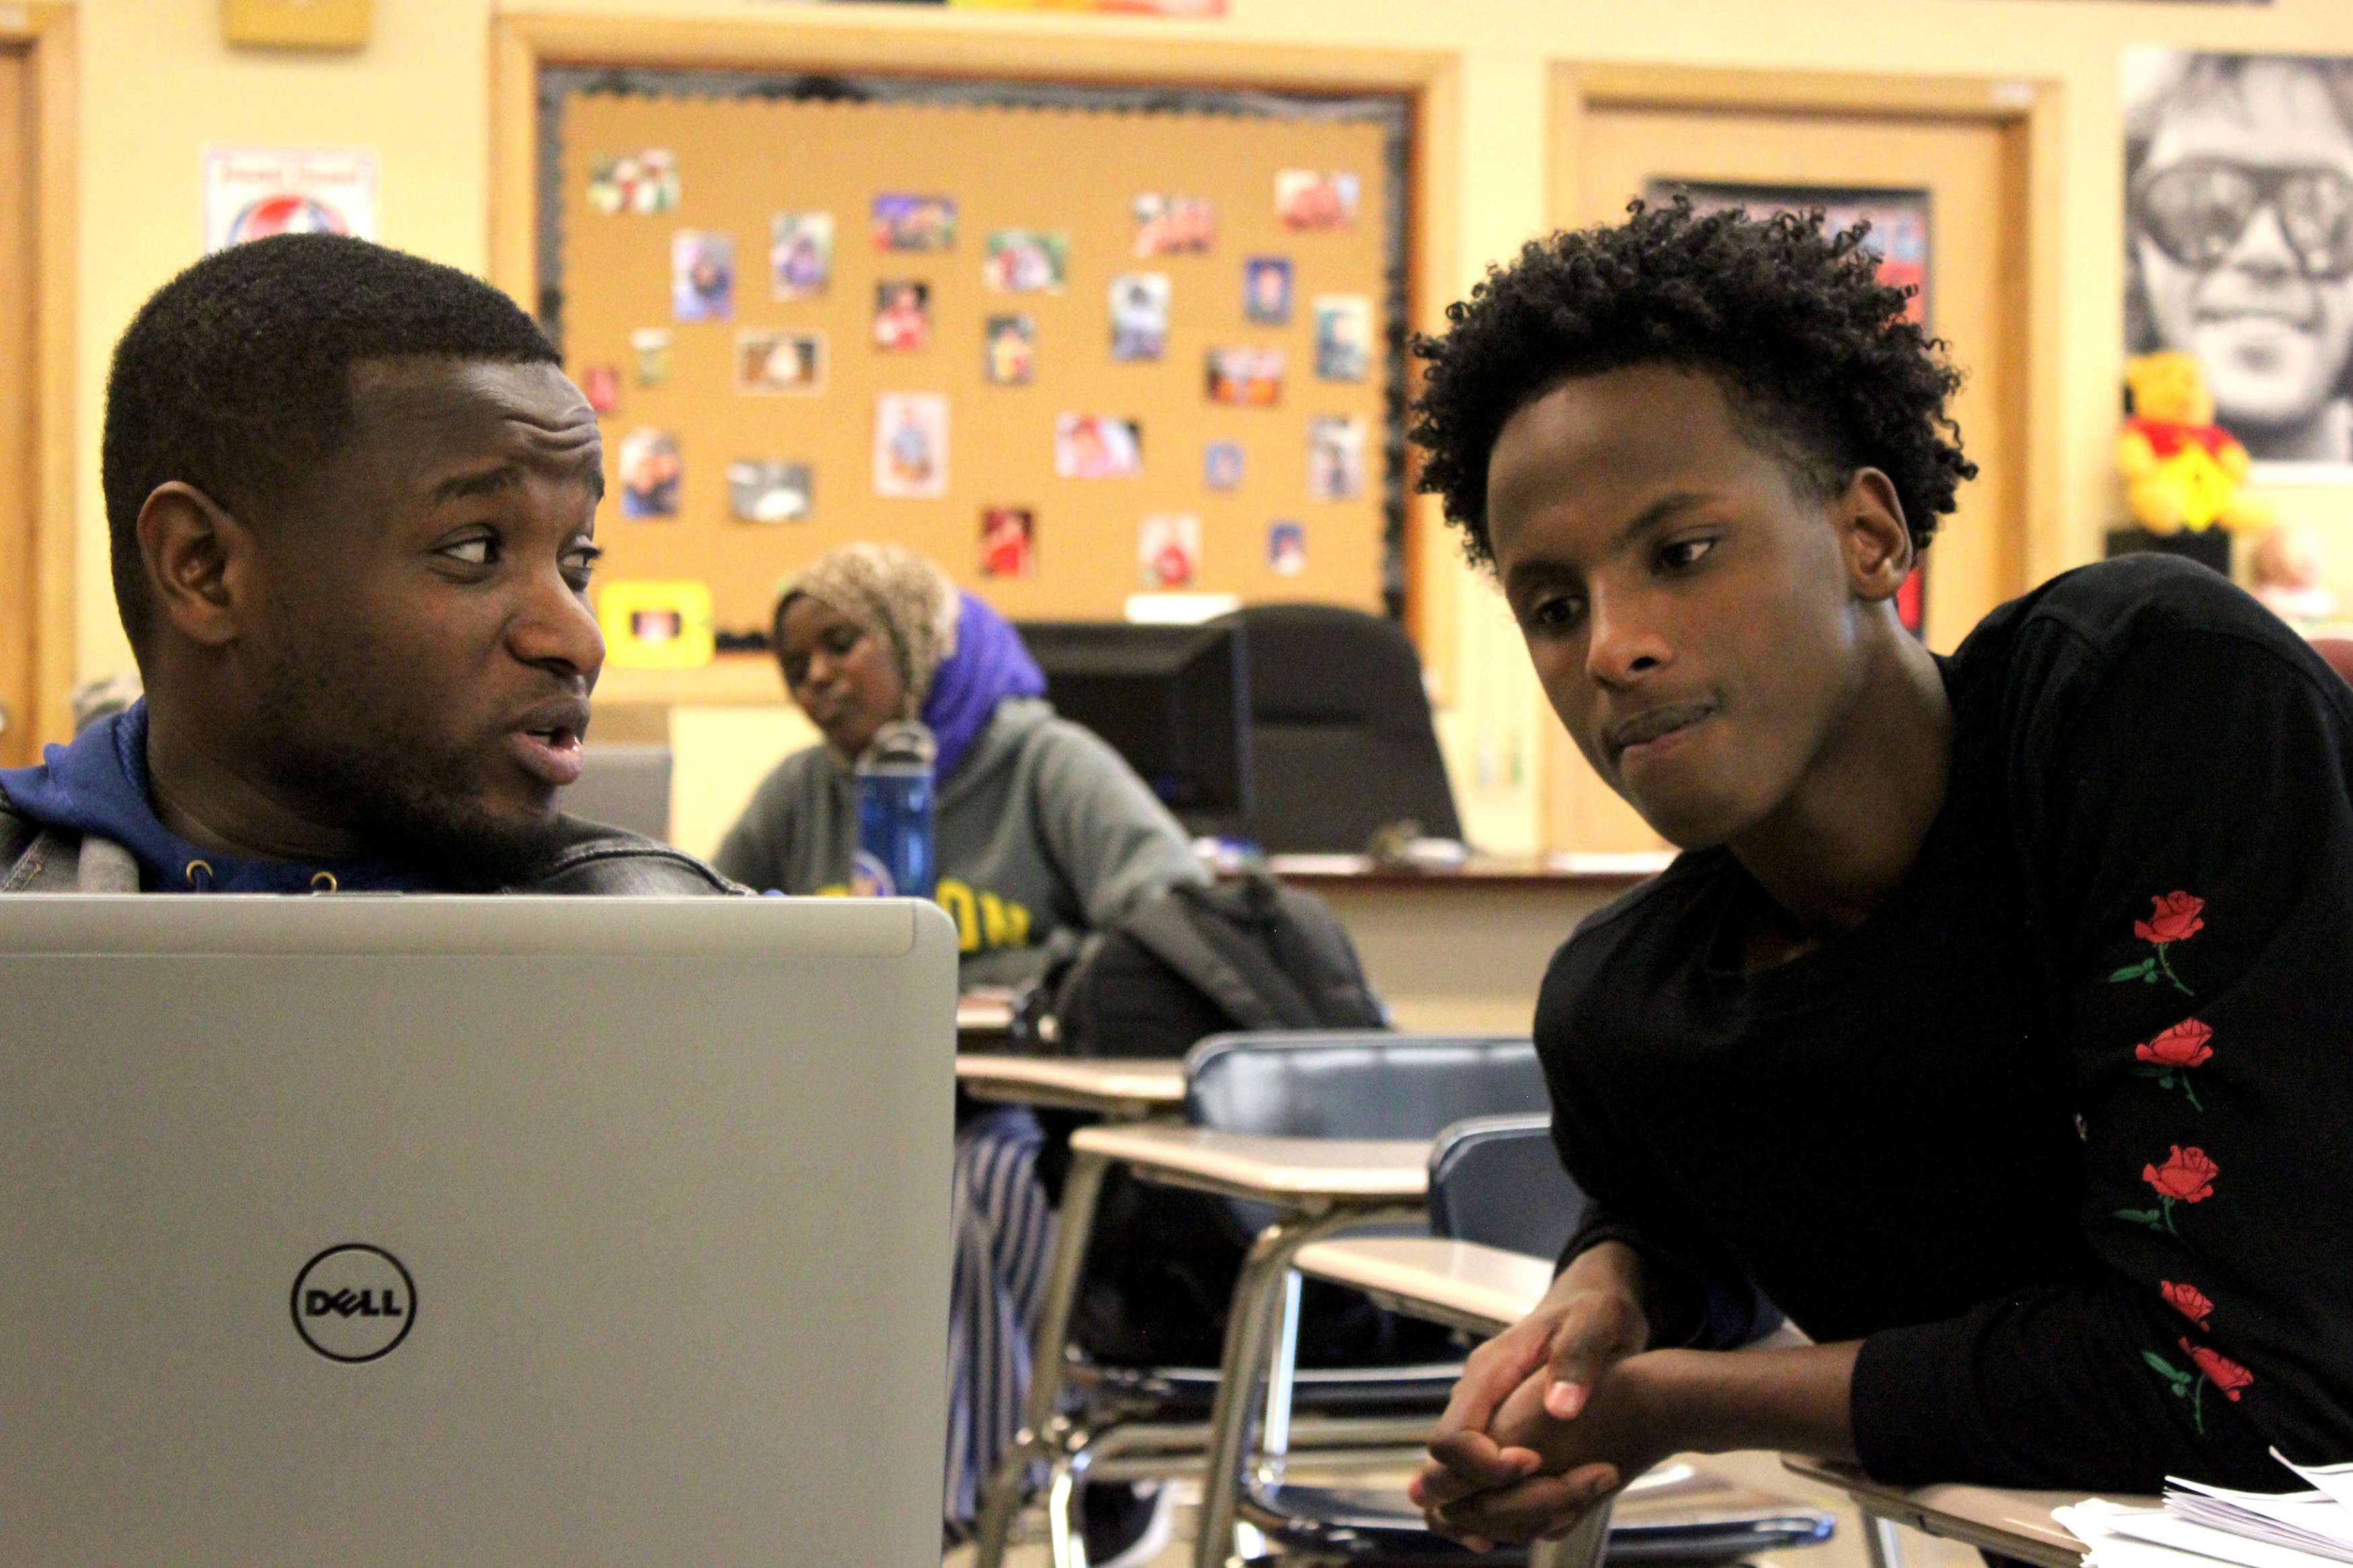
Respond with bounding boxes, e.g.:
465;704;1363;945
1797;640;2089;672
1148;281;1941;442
0;895;957;1567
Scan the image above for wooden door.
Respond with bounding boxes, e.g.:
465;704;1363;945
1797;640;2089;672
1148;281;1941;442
1544;90;2032;855
0;47;33;768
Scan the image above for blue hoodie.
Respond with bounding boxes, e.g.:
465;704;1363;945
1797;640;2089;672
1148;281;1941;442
0;702;423;893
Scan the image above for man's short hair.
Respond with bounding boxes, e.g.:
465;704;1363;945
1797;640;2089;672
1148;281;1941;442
102;234;562;649
1409;199;1976;569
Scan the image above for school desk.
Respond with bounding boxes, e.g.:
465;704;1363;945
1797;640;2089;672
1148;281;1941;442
952;1053;1187;1118
1782;1456;2126;1568
1292;1233;1555;1337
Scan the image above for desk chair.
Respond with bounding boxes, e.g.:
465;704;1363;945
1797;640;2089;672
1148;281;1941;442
972;1033;1545;1568
1215;605;1462;854
1248;1117;1836;1568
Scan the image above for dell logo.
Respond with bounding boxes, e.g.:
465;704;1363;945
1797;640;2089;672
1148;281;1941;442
305;1287;405;1320
291;1245;417;1363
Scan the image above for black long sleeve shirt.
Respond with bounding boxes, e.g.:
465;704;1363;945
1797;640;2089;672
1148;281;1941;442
1540;554;2353;1493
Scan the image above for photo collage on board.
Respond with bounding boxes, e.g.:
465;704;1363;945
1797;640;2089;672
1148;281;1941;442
577;140;1379;640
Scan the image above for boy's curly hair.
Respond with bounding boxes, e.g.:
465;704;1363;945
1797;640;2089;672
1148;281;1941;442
1409;199;1975;569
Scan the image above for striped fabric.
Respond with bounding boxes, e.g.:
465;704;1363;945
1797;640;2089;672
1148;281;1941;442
944;1106;1059;1533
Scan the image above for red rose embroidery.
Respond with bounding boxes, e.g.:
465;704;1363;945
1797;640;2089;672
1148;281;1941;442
2182;1338;2254;1401
2122;1147;2220;1235
2162;1281;2215;1329
2137;1020;2214;1070
2145;1146;2219;1204
2136;893;2206;946
2146;1335;2254;1431
2112;893;2204;996
2133;1020;2217;1107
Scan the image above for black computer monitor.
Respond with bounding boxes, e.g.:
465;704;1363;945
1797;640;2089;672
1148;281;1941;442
1015;619;1253;837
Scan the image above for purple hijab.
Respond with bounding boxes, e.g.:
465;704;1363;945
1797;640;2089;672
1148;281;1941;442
922;592;1047;782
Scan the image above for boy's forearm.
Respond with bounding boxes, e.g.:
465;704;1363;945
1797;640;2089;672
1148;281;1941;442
1486;1342;1865;1475
1636;1343;1864;1462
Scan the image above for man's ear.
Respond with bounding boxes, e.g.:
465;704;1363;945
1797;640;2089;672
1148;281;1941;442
135;482;255;651
1837;468;1915;604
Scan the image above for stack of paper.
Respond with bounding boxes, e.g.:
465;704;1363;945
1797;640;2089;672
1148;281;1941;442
2057;1453;2353;1568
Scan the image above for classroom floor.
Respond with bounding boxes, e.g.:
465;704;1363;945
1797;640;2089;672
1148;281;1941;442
951;1448;1990;1568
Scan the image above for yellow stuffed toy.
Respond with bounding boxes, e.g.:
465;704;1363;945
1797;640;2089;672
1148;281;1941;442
2118;352;2274;536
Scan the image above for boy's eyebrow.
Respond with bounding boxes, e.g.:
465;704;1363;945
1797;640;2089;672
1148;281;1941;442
1611;491;1714;550
1500;490;1718;596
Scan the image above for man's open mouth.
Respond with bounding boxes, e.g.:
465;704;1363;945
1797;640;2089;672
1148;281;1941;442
510;700;590;788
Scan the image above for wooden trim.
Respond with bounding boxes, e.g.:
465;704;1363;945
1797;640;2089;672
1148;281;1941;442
1558;63;2050;123
1549;62;2059;225
489;13;1458;659
2018;77;2071;589
1402;55;1460;686
0;5;77;750
488;15;539;320
493;14;1453;98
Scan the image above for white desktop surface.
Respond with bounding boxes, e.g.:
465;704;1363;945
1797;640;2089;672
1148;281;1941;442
1069;1122;1430;1205
1293;1235;1554;1333
1784;1458;2108;1568
955;1053;1187;1116
0;895;957;1568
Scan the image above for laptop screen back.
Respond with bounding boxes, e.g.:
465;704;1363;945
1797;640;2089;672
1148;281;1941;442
0;896;954;1568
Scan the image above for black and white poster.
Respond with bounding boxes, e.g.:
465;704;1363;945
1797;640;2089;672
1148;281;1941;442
2126;48;2353;475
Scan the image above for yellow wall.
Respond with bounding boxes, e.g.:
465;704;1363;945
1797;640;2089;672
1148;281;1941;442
59;0;2353;859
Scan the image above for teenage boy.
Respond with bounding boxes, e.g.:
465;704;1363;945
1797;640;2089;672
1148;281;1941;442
1404;202;2353;1546
1;235;731;895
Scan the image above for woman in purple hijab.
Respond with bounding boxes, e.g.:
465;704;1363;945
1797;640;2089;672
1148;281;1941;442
713;544;1203;1561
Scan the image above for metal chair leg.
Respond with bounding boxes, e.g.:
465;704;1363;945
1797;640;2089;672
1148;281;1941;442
1046;1424;1100;1568
1191;1203;1423;1568
1863;1508;1908;1568
1530;1496;1616;1568
1257;1269;1304;1475
974;1149;1113;1568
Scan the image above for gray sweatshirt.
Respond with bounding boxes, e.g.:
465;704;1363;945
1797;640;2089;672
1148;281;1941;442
712;698;1207;984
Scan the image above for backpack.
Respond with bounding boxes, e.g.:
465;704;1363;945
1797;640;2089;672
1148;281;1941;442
1029;875;1449;1368
1044;872;1388;1058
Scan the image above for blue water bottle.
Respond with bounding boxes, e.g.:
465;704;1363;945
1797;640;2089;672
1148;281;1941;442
852;720;936;899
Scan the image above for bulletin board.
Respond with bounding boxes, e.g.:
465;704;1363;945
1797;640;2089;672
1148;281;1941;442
541;71;1408;649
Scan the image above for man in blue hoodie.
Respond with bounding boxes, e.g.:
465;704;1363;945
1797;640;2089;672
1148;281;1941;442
0;234;731;895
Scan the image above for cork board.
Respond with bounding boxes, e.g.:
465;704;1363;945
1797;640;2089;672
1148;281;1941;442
551;86;1396;643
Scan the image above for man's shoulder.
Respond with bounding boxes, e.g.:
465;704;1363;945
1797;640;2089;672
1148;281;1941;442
0;795;45;886
0;790;82;892
0;790;744;896
521;817;748;896
0;792;33;856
